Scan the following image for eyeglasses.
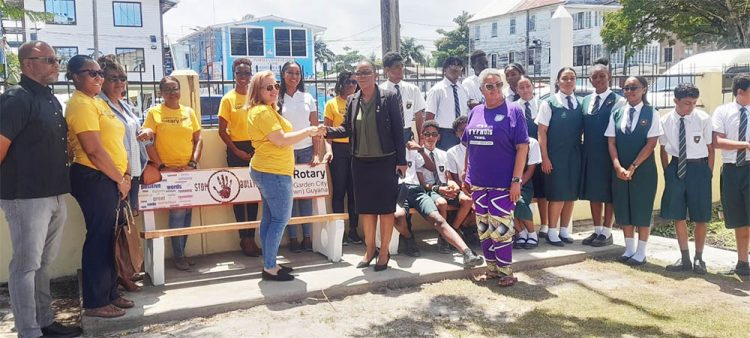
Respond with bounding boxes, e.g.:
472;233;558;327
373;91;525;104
483;82;503;91
422;132;439;138
447;65;464;72
622;86;642;92
105;76;128;82
235;71;252;77
354;71;374;77
162;87;180;94
344;79;358;86
26;56;62;64
265;83;281;91
76;69;105;78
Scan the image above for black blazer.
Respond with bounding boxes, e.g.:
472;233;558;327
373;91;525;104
326;87;406;165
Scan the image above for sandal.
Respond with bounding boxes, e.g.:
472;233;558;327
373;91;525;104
497;275;518;287
513;237;527;249
523;238;539;249
84;304;126;318
472;271;500;282
112;297;135;309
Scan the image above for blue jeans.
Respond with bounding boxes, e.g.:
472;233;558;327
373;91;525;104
289;146;313;239
169;208;192;258
251;169;294;269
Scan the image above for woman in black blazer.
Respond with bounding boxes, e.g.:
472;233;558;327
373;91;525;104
326;60;406;271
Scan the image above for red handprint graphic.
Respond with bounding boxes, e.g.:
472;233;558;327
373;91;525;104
212;174;232;199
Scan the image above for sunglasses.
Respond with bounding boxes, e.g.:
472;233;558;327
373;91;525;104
422;132;439;138
344;79;358;86
106;76;128;82
26;56;62;64
265;83;281;91
162;87;180;94
622;86;642;92
76;69;105;78
483;82;503;91
235;71;252;77
354;71;374;77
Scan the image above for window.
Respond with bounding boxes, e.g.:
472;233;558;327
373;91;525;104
586;12;592;28
490;53;497;68
275;29;307;57
685;47;694;56
54;46;77;68
574;12;585;30
508;51;515;64
6;33;24;48
573;45;591;66
592;44;603;60
45;0;76;25
113;2;142;27
491;22;497;38
663;47;673;63
230;27;264;56
528;15;536;32
116;48;145;72
474;26;480;40
510;18;516;34
594;12;600;27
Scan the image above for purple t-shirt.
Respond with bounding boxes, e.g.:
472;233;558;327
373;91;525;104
462;101;529;188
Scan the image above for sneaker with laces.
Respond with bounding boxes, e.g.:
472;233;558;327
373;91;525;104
462;249;484;267
665;259;692;272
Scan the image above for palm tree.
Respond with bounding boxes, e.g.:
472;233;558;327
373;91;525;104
314;37;336;64
400;37;426;66
0;1;52;21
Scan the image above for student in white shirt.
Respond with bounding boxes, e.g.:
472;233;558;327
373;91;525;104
462;50;488;110
605;76;664;266
380;52;427;143
445;115;468;186
712;73;750;276
659;83;714;274
426;56;470;150
278;61;320;253
513;137;542;250
504;63;526;102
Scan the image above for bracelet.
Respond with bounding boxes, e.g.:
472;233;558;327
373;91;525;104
188;160;198;169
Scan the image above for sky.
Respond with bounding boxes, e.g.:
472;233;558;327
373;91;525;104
163;0;487;57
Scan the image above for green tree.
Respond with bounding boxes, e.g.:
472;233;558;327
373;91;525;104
601;0;750;57
400;37;426;66
0;0;53;21
314;37;335;64
431;11;472;67
332;46;365;73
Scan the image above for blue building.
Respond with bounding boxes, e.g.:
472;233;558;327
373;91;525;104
174;14;325;82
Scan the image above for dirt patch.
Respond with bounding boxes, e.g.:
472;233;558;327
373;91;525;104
1;277;81;335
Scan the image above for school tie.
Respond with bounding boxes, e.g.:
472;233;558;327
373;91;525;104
451;84;461;118
625;107;636;135
429;151;442;185
592;95;601;114
738;107;748;166
524;101;532;120
677;117;687;179
566;96;574;110
394;84;404;124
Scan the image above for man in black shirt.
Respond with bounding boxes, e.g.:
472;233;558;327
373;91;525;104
0;41;81;338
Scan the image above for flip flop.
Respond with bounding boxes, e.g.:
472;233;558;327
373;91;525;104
497;275;518;287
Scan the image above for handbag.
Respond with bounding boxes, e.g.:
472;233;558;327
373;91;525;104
115;200;144;291
141;161;162;185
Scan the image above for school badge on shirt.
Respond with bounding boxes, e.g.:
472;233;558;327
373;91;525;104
694;136;701;143
639;119;648;126
494;114;505;122
406;101;413;109
439;165;445;172
408;161;413;167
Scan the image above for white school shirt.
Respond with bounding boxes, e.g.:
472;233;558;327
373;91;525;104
426;78;470;129
527;137;542;165
517;97;540;120
380;80;426;128
604;102;663;138
418;147;449;185
446;143;466;179
462;75;483;103
712;102;750;164
584;89;627;115
281;91;317;150
535;92;579;126
659;109;713;159
401;149;425;185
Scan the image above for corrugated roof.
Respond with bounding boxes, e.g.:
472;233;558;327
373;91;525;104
511;0;565;12
468;0;620;22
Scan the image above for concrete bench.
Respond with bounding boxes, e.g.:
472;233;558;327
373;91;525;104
377;205;461;255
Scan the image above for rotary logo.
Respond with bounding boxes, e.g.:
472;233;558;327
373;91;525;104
208;170;241;203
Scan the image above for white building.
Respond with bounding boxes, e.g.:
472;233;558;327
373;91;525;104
20;0;177;81
468;0;660;76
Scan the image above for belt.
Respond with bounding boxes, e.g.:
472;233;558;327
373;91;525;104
671;157;708;164
725;162;749;167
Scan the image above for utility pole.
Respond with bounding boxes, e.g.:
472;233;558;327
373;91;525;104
524;10;530;70
380;0;400;57
92;0;99;58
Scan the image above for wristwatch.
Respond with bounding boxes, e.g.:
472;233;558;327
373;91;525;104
158;164;166;171
511;176;522;184
188;160;198;169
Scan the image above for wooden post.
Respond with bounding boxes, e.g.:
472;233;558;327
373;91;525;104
380;0;400;56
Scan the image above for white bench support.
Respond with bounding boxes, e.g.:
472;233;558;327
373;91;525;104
142;210;165;286
311;197;344;262
375;222;400;256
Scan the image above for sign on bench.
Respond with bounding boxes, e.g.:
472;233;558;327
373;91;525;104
139;164;343;286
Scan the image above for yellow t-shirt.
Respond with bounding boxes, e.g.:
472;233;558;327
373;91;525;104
66;90;128;174
324;96;349;143
247;104;294;176
142;104;201;167
218;89;251;141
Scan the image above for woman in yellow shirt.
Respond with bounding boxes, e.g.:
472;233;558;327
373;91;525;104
66;55;133;318
246;71;325;282
142;76;203;271
218;58;261;257
323;71;361;244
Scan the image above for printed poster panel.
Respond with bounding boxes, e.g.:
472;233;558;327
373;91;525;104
138;164;329;211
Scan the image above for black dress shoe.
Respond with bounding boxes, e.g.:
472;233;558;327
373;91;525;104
618;254;633;263
582;233;598;246
356;249;379;268
591;234;613;247
374;255;390;272
41;322;82;337
665;259;692;272
692;259;707;275
538;231;548;239
279;264;294;274
625;257;647;266
261;269;294;281
560;236;574;244
546;237;564;247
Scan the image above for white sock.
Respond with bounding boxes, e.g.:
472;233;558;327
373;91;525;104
602;227;612;238
594;226;603;235
527;232;538;241
559;227;570;238
623;238;636;257
566;223;573;233
540;225;549;233
632;240;648;262
547;227;561;242
518;229;529;239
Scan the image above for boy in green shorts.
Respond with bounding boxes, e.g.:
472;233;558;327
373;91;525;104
513;137;542;249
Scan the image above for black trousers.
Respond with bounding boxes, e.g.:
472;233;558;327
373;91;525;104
330;142;358;230
227;141;259;238
70;164;119;309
